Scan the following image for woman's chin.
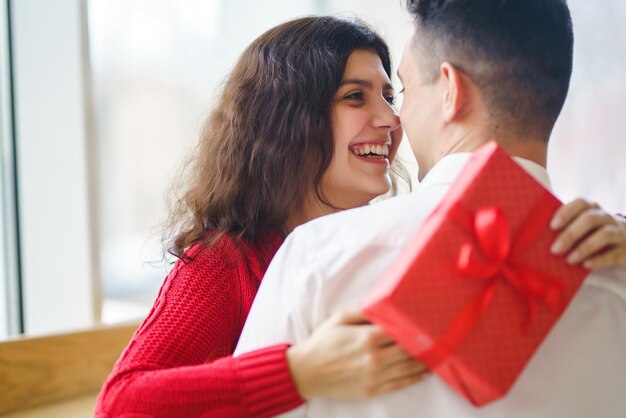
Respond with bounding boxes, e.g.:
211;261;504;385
357;187;393;206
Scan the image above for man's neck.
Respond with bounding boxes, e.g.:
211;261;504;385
439;125;548;168
496;139;548;167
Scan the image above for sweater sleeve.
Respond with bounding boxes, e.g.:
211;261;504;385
95;243;304;418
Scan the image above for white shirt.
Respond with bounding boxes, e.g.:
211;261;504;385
235;153;626;418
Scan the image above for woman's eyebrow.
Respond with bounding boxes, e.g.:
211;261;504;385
339;79;394;90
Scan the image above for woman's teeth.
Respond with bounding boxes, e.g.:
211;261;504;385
352;144;389;158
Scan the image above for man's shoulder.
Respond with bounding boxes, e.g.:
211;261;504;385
269;184;454;284
585;267;626;300
299;193;420;236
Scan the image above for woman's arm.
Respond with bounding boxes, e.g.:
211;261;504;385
95;247;303;418
96;241;426;418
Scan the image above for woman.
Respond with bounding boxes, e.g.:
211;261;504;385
96;15;626;418
96;16;421;418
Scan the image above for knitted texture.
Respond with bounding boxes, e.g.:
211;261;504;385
95;233;304;417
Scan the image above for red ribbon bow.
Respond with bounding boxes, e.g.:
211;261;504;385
420;203;566;368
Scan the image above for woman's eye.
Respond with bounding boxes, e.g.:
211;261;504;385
344;92;364;101
384;95;396;105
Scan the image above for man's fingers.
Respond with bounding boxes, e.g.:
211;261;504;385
565;224;622;264
551;198;598;230
583;247;626;269
551;209;613;255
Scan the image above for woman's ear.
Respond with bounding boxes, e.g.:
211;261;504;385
439;62;467;123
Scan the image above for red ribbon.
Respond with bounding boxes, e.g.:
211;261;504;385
420;202;566;368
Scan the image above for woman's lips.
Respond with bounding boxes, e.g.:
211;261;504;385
349;142;390;161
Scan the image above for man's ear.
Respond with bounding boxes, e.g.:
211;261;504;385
439;62;466;123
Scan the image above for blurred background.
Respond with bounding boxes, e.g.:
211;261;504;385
0;0;624;340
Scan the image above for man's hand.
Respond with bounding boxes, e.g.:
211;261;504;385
550;198;626;269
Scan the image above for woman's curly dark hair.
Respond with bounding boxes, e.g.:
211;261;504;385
165;16;407;258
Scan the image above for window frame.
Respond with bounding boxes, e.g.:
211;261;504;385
0;0;21;338
9;0;101;336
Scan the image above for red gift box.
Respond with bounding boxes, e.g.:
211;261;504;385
363;142;590;407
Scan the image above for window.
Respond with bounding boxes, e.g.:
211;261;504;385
9;0;97;336
548;2;626;212
89;0;326;324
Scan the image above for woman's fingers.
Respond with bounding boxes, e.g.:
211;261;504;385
330;310;395;345
363;343;428;397
370;365;428;397
375;343;417;368
290;311;429;400
379;355;427;381
330;309;370;326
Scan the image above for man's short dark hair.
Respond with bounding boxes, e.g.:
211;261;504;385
405;0;574;140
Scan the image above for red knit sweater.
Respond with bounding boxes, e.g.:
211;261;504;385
95;233;304;417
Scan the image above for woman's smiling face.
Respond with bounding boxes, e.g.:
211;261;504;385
321;48;402;209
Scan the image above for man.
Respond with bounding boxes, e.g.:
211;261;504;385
235;0;626;416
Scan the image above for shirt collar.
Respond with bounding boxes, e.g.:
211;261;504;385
418;152;552;191
513;157;551;190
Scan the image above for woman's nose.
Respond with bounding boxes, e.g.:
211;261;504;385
373;98;401;131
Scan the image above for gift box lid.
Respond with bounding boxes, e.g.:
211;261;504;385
364;142;589;407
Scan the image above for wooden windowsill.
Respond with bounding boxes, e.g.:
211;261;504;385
0;323;138;415
0;392;98;418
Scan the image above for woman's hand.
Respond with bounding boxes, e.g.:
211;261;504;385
286;310;427;400
550;198;626;269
